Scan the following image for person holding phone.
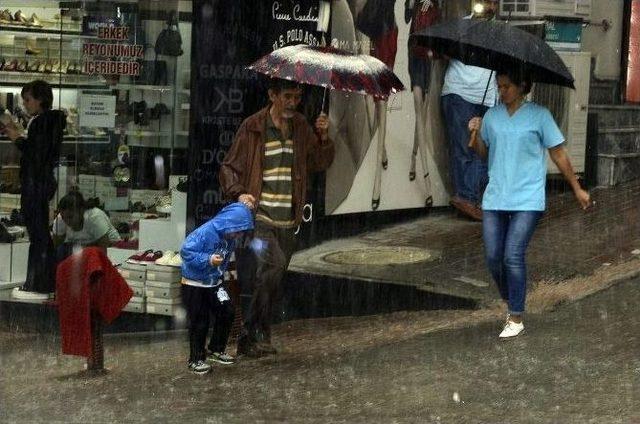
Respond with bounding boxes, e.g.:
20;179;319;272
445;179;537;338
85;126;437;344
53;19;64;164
1;80;65;297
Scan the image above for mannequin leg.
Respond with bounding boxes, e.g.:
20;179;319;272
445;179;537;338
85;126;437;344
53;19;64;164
409;86;424;181
418;85;434;208
372;100;387;210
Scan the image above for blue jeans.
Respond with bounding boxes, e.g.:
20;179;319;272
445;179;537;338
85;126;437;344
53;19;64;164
441;94;488;204
483;210;542;314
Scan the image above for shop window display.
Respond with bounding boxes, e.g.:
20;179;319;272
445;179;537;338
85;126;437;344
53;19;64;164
0;1;191;302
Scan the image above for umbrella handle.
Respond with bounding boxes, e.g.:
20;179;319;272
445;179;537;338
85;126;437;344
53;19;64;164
321;86;328;114
468;129;478;149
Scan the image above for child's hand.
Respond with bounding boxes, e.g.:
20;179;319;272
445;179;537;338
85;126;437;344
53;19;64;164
209;254;223;267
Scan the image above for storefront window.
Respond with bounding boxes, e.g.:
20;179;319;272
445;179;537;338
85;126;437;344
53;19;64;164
0;0;191;283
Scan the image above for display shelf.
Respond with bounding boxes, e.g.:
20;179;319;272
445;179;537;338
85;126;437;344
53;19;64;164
115;84;174;92
0;135;110;144
0;24;82;37
0;70;107;88
125;130;171;137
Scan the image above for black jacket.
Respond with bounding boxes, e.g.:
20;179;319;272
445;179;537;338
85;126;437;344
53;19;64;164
15;109;66;199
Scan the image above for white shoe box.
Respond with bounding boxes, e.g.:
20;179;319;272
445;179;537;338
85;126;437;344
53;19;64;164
0;241;28;283
125;279;145;297
146;279;179;289
146;268;181;283
118;266;146;282
146;301;182;316
146;285;180;300
123;295;146;313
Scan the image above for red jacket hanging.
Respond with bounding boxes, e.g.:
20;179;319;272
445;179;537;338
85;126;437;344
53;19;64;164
56;247;133;357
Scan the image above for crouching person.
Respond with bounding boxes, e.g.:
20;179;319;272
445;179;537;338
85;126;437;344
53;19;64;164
52;191;121;263
180;202;254;375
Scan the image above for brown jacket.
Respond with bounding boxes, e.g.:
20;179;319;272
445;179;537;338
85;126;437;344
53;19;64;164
219;106;335;226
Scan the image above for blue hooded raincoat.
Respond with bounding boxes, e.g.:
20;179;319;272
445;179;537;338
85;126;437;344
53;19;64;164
180;202;254;286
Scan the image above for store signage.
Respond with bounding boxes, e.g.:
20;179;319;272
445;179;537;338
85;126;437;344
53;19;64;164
82;20;144;76
79;95;116;128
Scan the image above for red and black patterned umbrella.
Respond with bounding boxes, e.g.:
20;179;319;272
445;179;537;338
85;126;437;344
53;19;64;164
247;44;405;101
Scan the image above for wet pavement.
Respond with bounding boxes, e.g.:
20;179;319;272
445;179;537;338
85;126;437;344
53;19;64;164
1;275;639;423
291;179;640;303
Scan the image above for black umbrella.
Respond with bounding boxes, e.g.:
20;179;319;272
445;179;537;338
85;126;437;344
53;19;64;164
410;18;575;89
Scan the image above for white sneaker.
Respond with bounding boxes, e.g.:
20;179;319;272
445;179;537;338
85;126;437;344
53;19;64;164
167;253;182;267
154;250;176;266
499;320;524;338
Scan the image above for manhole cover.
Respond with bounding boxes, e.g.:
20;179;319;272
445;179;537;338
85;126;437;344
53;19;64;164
323;246;436;265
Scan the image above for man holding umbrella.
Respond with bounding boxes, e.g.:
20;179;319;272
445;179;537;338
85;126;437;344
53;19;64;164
441;0;499;221
219;78;334;357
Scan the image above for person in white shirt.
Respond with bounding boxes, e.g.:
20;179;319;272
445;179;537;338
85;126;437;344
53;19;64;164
52;191;121;261
440;0;499;221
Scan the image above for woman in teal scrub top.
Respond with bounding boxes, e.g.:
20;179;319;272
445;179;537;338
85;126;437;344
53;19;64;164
468;69;591;339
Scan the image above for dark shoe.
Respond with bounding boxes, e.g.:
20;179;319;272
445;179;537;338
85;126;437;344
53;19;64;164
237;336;267;358
255;341;277;355
450;196;482;221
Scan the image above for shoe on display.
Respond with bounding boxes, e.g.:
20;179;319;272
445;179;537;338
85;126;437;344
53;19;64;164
206;351;235;365
27;60;40;72
0;222;16;243
16;60;27;72
13;10;28;25
155;192;172;214
25;37;42;55
4;59;17;71
0;9;13;24
27;13;42;27
167;253;182;268
139;250;163;265
126;249;154;264
499;320;525;339
12;287;52;301
187;360;211;375
154;250;176;266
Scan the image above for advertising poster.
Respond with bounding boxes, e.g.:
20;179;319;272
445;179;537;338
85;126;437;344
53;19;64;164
325;0;454;215
189;0;324;227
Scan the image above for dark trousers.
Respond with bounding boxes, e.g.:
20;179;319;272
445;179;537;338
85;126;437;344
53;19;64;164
441;93;489;204
237;221;296;344
21;184;55;293
181;284;235;363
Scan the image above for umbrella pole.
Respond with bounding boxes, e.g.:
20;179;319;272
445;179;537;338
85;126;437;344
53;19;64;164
469;70;494;148
321;86;328;114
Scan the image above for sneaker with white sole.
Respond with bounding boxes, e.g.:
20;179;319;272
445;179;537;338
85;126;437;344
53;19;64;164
167;253;182;267
188;360;211;375
207;351;235;365
12;287;52;301
154;250;176;266
499;320;524;338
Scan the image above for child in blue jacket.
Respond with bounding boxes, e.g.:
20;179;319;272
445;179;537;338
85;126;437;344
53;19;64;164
180;202;254;374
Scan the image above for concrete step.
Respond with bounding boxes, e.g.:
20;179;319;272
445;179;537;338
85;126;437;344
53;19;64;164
590;105;640;129
597;126;640;155
589;81;620;105
597;152;640;186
